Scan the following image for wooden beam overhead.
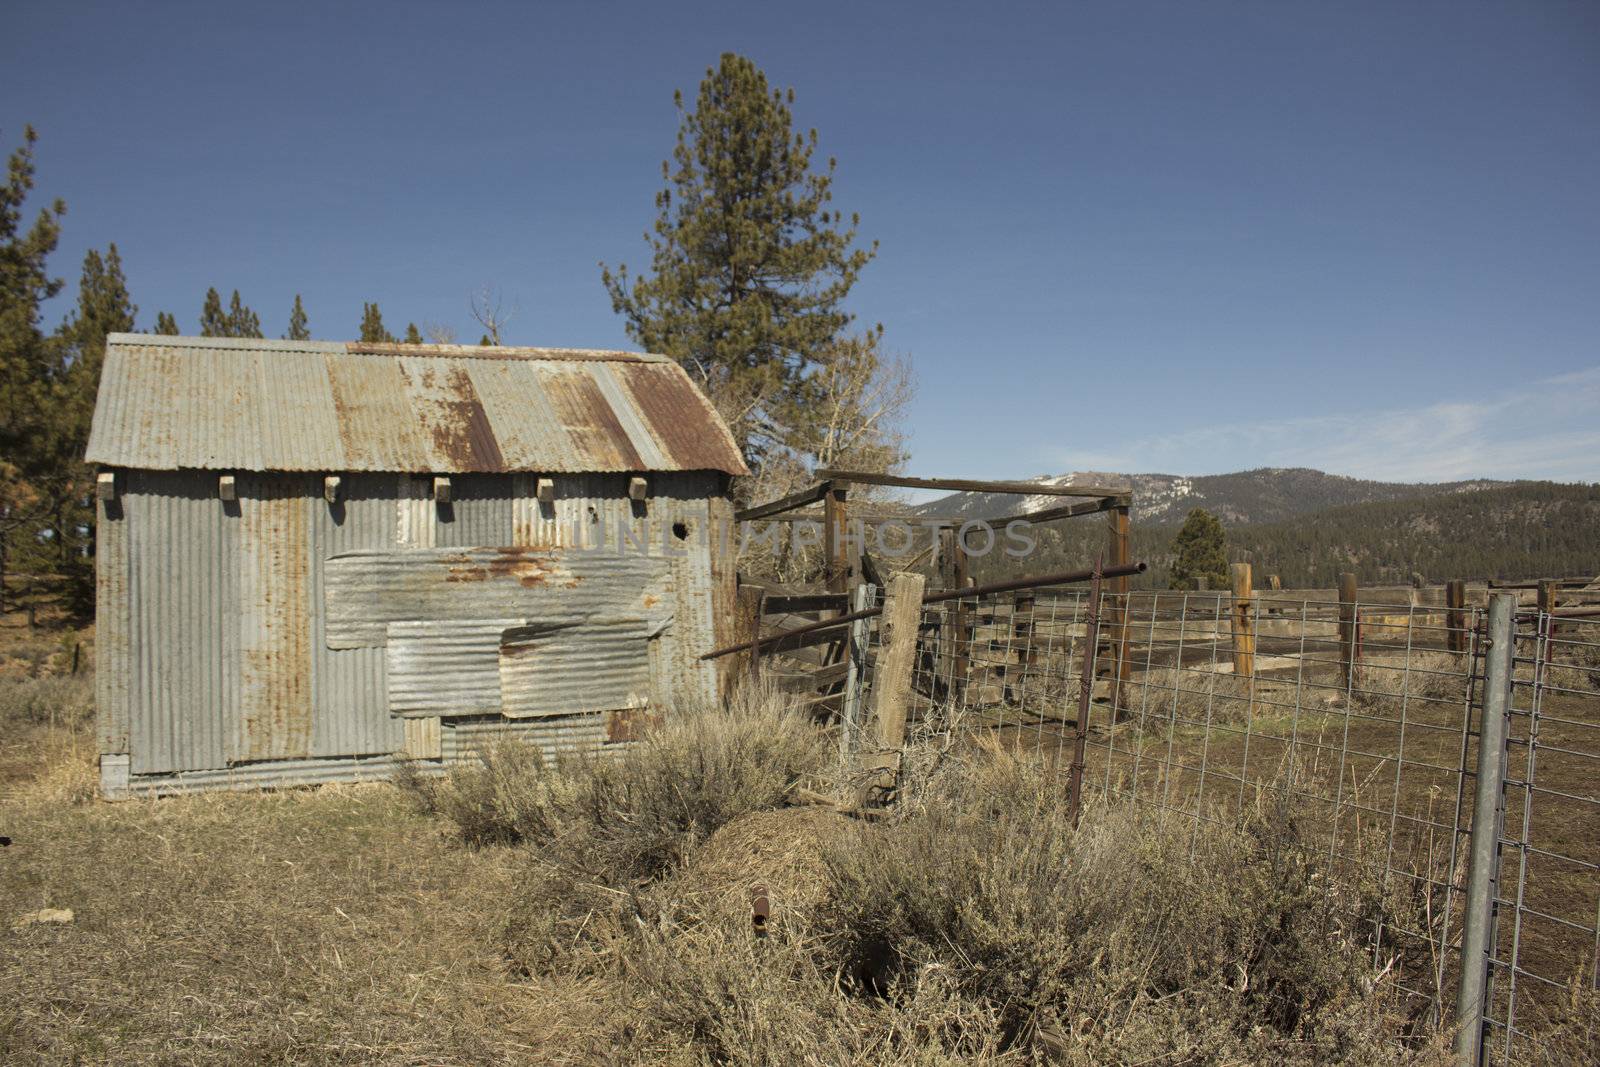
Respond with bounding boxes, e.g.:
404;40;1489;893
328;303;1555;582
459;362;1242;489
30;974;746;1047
815;469;1129;499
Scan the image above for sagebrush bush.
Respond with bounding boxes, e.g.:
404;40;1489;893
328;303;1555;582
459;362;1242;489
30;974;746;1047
0;673;94;728
803;748;1443;1063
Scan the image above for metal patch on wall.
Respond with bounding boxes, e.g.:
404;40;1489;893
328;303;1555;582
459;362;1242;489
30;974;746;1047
499;618;654;719
323;547;671;649
386;618;526;718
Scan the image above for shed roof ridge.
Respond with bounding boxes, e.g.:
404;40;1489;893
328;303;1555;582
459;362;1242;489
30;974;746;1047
107;333;672;363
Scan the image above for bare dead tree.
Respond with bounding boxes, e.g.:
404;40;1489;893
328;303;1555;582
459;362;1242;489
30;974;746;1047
421;322;458;345
469;285;518;345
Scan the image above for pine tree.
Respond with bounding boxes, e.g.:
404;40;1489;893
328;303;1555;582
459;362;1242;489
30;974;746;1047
359;302;395;343
51;244;136;613
601;53;876;466
0;126;66;615
479;334;491;346
284;294;310;340
227;290;261;338
1169;508;1229;591
199;287;227;337
403;322;422;344
154;311;178;335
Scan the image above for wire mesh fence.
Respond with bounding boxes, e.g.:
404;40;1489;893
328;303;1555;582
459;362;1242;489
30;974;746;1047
837;582;1600;1063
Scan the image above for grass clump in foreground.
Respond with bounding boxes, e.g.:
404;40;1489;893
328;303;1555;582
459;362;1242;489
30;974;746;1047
417;695;1454;1065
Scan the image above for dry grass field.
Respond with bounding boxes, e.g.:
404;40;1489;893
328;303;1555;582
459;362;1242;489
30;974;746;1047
1;625;1594;1065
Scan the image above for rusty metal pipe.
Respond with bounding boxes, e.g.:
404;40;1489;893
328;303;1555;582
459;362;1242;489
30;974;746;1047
700;561;1146;661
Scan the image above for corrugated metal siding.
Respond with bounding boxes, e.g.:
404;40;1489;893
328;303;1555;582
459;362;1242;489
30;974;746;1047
440;713;611;764
499;620;651;718
309;474;400;758
85;335;747;475
235;474;314;762
323;547;672;649
125;471;237;774
106;468;726;790
387;619;524;718
94;492;130;753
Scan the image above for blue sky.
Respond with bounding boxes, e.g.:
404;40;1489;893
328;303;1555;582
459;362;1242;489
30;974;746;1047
4;1;1596;483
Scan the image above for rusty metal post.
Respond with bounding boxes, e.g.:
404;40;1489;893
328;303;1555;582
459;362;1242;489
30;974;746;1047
1338;572;1359;687
1067;560;1105;828
1447;579;1468;655
1230;562;1255;678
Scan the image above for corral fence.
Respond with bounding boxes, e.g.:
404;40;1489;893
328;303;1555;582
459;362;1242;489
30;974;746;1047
818;572;1600;1065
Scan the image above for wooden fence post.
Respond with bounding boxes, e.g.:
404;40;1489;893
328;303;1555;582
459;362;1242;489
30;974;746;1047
1538;579;1559;665
1338;572;1359;686
1231;563;1255;678
840;582;876;771
860;571;925;805
1106;504;1132;715
1008;592;1036;703
733;584;766;689
938;528;972;704
823;479;857;595
1447;579;1468;655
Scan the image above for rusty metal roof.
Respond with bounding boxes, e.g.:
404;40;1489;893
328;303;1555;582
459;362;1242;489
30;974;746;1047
85;334;748;476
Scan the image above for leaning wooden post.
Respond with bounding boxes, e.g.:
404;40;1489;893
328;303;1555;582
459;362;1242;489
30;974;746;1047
1446;579;1468;655
1106;502;1133;716
1230;563;1255;678
859;571;925;806
1338;572;1359;687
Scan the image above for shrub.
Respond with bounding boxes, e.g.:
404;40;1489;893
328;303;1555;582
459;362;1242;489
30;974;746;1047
0;673;94;729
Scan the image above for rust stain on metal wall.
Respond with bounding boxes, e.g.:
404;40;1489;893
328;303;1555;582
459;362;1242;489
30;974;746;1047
605;707;663;742
539;367;645;471
236;477;313;762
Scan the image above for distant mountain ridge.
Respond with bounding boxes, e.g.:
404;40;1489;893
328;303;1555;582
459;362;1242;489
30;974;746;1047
914;467;1513;526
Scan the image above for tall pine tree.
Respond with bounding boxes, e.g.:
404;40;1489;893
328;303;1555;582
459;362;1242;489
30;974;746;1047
227;290;261;337
601;53;876;467
51;244;135;612
359;302;395;343
200;288;261;338
154;310;178;335
199;287;227;337
0;126;66;615
284;294;310;340
403;322;422;344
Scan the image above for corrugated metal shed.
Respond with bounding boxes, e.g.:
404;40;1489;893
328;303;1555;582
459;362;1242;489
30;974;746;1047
86;334;748;476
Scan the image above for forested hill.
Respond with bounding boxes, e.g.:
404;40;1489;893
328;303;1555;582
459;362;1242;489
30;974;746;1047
915;467;1508;526
966;481;1599;589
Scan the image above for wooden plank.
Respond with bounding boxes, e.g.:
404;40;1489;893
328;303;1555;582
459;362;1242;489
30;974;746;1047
840;583;876;770
862;572;925;802
734;481;831;522
815;468;1129;499
1230;562;1255;678
763;593;850;614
